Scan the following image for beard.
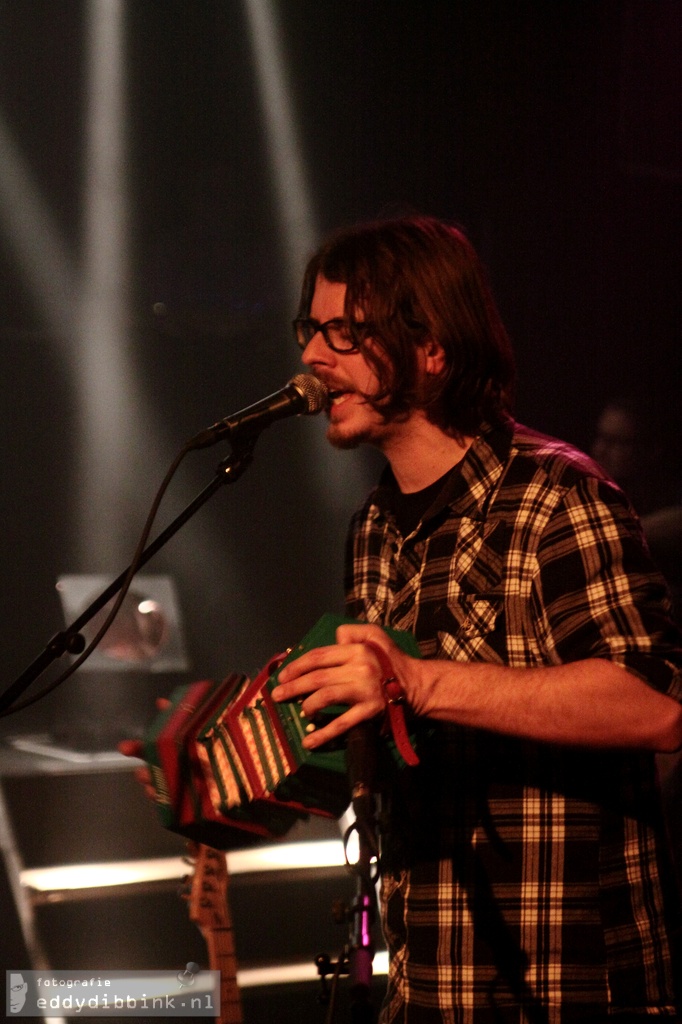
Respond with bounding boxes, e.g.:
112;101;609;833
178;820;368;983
325;423;366;450
325;411;388;450
321;381;393;451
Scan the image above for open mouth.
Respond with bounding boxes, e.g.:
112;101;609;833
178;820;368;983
329;389;352;407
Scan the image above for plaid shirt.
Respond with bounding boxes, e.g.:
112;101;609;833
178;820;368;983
344;420;682;1023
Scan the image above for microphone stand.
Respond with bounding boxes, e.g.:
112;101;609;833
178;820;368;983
0;442;256;717
346;721;380;1021
345;808;379;1024
317;721;381;1023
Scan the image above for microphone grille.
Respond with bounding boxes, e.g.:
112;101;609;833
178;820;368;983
290;373;328;415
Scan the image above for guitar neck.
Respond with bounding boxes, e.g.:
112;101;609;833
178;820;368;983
186;844;242;1024
205;927;242;1024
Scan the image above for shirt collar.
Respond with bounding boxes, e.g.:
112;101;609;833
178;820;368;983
370;418;514;528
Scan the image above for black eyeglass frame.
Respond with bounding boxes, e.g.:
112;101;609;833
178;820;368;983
292;317;375;354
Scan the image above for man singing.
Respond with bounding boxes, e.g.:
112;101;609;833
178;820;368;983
271;216;682;1022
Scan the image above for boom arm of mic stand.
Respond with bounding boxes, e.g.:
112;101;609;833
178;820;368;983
0;444;255;717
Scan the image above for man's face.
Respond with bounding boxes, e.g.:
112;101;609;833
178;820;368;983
300;275;391;450
10;974;27;1012
591;405;638;483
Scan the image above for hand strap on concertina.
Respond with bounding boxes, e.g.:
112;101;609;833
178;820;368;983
362;638;420;767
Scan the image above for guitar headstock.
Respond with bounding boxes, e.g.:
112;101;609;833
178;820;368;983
186;843;230;937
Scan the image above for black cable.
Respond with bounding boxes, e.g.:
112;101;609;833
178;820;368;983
0;440;195;716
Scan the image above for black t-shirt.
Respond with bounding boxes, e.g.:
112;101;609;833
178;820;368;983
389;465;462;537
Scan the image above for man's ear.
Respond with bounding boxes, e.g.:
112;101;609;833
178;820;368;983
421;336;446;377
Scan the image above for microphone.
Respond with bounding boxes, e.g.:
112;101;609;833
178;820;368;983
189;373;328;449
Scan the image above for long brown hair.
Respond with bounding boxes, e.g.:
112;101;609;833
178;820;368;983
298;216;516;435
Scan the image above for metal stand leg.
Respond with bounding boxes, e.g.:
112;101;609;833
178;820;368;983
0;780;66;1023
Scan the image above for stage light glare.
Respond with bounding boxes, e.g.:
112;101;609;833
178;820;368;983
0;110;77;339
243;0;317;300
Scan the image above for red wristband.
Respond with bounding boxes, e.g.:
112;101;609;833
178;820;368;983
363;639;419;767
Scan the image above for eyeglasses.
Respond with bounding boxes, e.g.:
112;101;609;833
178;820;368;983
292;317;374;354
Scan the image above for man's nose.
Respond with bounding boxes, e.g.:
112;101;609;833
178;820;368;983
301;329;334;366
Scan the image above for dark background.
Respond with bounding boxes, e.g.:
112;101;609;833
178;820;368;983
0;1;679;1017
